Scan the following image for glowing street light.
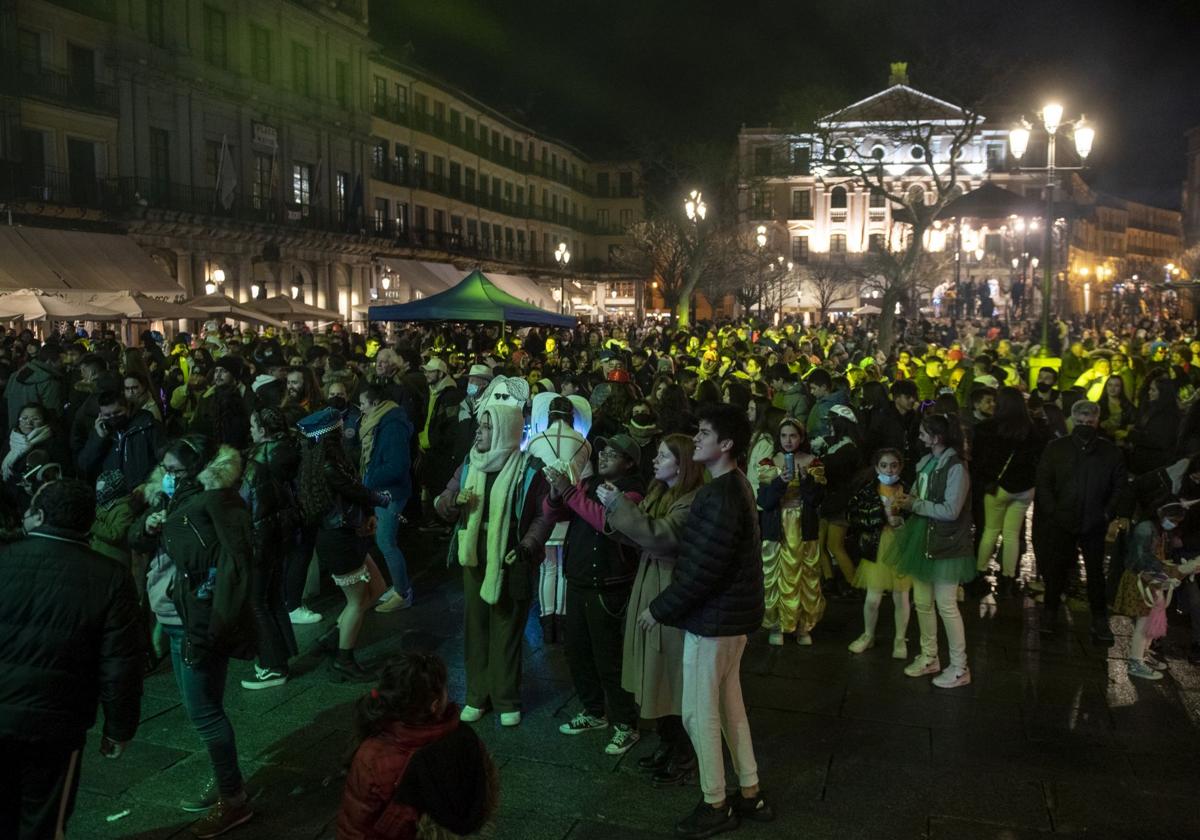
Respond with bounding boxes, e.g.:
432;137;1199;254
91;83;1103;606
684;189;707;222
555;243;571;314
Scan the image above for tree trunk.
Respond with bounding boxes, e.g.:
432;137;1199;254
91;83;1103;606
675;265;702;328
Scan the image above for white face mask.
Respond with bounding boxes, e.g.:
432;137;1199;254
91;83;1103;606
878;473;900;486
466;382;481;398
1162;519;1179;531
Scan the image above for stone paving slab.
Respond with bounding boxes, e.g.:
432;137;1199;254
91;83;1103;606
63;534;1200;839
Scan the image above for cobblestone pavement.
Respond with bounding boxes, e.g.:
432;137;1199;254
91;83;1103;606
73;529;1200;840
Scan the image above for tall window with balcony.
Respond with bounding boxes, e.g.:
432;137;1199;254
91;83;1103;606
619;208;633;228
253;153;272;211
335;172;348;222
790;189;812;219
291;43;311;98
18;28;42;71
68;45;96;99
450;109;462;138
395;85;407;115
449;161;461;198
203;6;226;68
67;138;98;206
149;127;170;203
464;167;475;201
372;77;387;114
751;189;771;220
596;172;610;197
335;61;350;109
396;202;408;235
433;156;445;191
250;25;271;83
373;198;389;234
792;145;811;175
146;0;165;47
394;145;408;182
830;233;847;261
411;150;425;188
371;141;387;179
292;162;311;216
451;214;463;244
597;208;610;228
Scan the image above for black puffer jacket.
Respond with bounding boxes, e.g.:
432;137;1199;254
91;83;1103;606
0;526;143;748
650;469;764;637
1035;428;1127;534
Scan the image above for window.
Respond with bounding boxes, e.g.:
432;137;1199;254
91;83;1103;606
373;197;389;230
394;145;408;180
18;28;41;70
492;130;500;151
203;6;226;69
465;117;476;142
503;137;512;157
335;61;349;109
335;172;348;221
910;145;925;160
505;227;514;251
504;181;513;202
464;167;475;197
619;208;633;228
517;229;525;253
467;218;478;245
414;205;427;231
790;190;812;219
451;214;463;238
791;236;809;263
449;161;461;195
516;186;524;207
433;156;445;182
752;190;770;217
869;189;887;209
986;144;1005;171
830;233;847;258
479;174;488;197
69;44;95;91
371;141;387;176
792;145;811;174
395;85;407;114
204;140;223;184
253;153;272;209
434;101;445;124
149;127;170;201
597;208;610;227
291;43;311;97
830;186;848;210
753;146;773;176
396;202;408;233
250;25;271;83
373;76;387;111
868;233;886;253
146;0;165;47
619;171;634;197
596;172;611;196
515;141;523;162
414;92;428;114
292;162;312;212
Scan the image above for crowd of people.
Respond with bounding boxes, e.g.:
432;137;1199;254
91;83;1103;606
2;308;1199;839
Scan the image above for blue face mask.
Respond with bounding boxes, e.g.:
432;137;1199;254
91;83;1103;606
162;473;177;497
878;472;900;486
466;382;481;398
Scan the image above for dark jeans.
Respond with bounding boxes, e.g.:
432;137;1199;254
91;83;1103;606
1041;525;1108;616
0;738;81;840
462;562;528;713
252;546;298;673
283;525;317;612
564;583;637;727
165;626;244;797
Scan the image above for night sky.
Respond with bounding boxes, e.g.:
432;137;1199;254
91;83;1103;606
373;0;1200;210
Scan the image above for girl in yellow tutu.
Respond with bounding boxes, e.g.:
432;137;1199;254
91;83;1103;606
756;417;826;645
844;449;913;659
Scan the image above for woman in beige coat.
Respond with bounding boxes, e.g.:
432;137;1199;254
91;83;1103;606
597;432;704;787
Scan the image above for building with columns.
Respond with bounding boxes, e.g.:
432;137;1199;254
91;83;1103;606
736;68;1180;319
0;0;643;324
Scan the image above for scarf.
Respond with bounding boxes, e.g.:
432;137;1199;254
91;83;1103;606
458;405;526;605
359;399;398;474
2;425;50;480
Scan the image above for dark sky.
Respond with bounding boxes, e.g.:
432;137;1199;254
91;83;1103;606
373;0;1200;209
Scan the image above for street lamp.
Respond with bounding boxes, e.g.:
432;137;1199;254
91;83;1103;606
685;189;706;222
1009;102;1095;348
555;242;571;314
250;283;261;300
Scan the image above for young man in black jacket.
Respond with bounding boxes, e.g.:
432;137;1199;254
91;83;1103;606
0;479;143;840
645;403;774;838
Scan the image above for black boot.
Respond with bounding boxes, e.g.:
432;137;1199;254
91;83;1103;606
330;650;375;682
652;751;698;787
637;738;673;771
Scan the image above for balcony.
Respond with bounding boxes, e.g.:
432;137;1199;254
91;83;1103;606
5;63;119;114
830;209;848;223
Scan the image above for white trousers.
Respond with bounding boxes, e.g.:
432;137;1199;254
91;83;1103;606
912;579;968;671
681;632;759;804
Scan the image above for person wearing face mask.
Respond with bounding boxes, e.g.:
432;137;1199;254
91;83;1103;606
357;385;416;614
1033;367;1061;408
419;357;464;520
129;435;256;836
0;479;143;840
324;381;362;467
77;390;164;486
1033;400;1126;642
1112;503;1191;680
626;402;662;485
845;449;913;658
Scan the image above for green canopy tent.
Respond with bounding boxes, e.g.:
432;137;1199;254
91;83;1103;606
367;269;576;328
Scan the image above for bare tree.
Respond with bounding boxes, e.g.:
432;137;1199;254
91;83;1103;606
801;259;857;321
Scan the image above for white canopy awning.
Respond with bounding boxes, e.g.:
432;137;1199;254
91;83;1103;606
0;226;182;293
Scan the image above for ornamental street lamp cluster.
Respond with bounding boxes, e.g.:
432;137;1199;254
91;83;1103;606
555;242;571;314
1008;101;1095;347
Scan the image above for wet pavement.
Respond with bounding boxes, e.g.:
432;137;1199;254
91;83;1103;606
72;528;1200;840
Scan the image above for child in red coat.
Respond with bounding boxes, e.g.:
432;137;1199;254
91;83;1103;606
337;653;497;840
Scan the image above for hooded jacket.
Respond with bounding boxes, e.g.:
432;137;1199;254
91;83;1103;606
5;359;67;427
0;525;143;749
132;445;255;665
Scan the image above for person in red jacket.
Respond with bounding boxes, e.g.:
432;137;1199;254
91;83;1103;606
337;653;497;840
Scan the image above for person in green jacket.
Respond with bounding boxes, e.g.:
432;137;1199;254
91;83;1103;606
89;470;135;570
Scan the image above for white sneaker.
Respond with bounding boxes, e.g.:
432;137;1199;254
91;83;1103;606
892;639;908;660
932;666;972;689
289;606;322;625
904;655;941;677
848;634;874;654
768;631;785;646
499;711;522;727
796;633;813;646
604;724;640;756
460;705;488;722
